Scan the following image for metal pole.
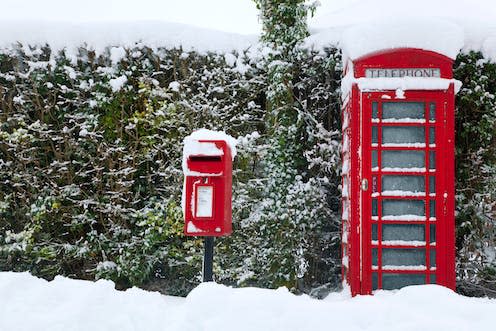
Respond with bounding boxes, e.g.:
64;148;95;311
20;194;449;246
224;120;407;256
202;236;214;282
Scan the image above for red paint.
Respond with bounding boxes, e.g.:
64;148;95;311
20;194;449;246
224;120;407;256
341;48;456;295
183;140;232;236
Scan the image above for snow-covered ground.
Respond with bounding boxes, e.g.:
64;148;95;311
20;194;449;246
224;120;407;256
1;272;494;331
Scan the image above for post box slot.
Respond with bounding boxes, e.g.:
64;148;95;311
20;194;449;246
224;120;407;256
189;155;222;162
187;155;224;174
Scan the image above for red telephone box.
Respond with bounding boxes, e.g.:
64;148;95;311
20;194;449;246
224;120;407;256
183;132;234;237
341;48;458;295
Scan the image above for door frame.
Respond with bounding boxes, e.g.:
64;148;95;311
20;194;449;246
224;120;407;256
359;88;454;293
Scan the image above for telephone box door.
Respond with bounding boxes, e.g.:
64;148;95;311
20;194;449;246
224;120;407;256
360;90;455;293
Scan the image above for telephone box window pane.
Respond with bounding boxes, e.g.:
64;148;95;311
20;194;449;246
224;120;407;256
430;249;436;268
381;248;426;266
382;126;425;144
372;102;379;118
382;102;424;120
429;103;436;121
430;274;437;284
429;176;435;193
372;126;378;144
382;273;425;290
382;151;425;169
429;127;435;145
382;200;425;217
430;224;436;243
372;273;378;290
429;151;436;169
382;224;425;242
372;151;378;168
372;224;378;241
382;175;425;193
372;199;378;216
430;201;436;218
372;248;378;266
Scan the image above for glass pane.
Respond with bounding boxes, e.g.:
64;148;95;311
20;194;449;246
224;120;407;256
430;201;436;218
382;200;425;216
430;274;437;284
372;199;378;216
430;151;436;169
372;126;378;144
382;273;425;290
372;102;378;118
429;127;435;145
372;248;378;266
430;224;436;243
429;176;435;193
382;102;425;119
382;151;425;169
372;224;378;241
372;273;378;290
382;224;425;242
382;175;425;193
429;103;436;121
382;248;426;266
382;126;425;144
430;249;436;268
372;150;378;168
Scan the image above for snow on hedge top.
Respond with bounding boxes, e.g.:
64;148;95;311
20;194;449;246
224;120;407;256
307;0;496;61
342;18;464;60
0;20;257;54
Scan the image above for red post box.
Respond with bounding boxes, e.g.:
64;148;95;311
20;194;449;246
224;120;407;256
182;130;235;237
341;48;459;295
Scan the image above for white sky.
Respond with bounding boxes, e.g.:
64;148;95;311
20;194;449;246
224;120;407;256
0;0;358;35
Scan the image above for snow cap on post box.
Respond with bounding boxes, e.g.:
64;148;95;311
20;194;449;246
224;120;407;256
182;129;237;237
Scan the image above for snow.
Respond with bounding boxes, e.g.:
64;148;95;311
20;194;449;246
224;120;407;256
382;118;426;123
341;18;464;60
308;0;496;61
168;81;181;92
186;221;206;234
381;190;426;197
382;143;426;148
1;272;496;331
382;167;426;173
0;21;258;56
110;46;126;65
341;71;462;97
382;265;427;271
183;129;237;161
372;240;428;247
108;75;128;93
382;215;426;221
0;0;261;35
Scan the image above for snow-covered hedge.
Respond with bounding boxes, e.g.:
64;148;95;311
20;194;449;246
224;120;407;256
0;40;494;297
0;43;342;295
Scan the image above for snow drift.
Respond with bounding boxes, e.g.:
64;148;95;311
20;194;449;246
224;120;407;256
1;272;494;331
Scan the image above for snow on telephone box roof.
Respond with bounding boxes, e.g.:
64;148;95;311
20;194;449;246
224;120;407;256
337;18;465;96
306;0;496;62
341;18;464;61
